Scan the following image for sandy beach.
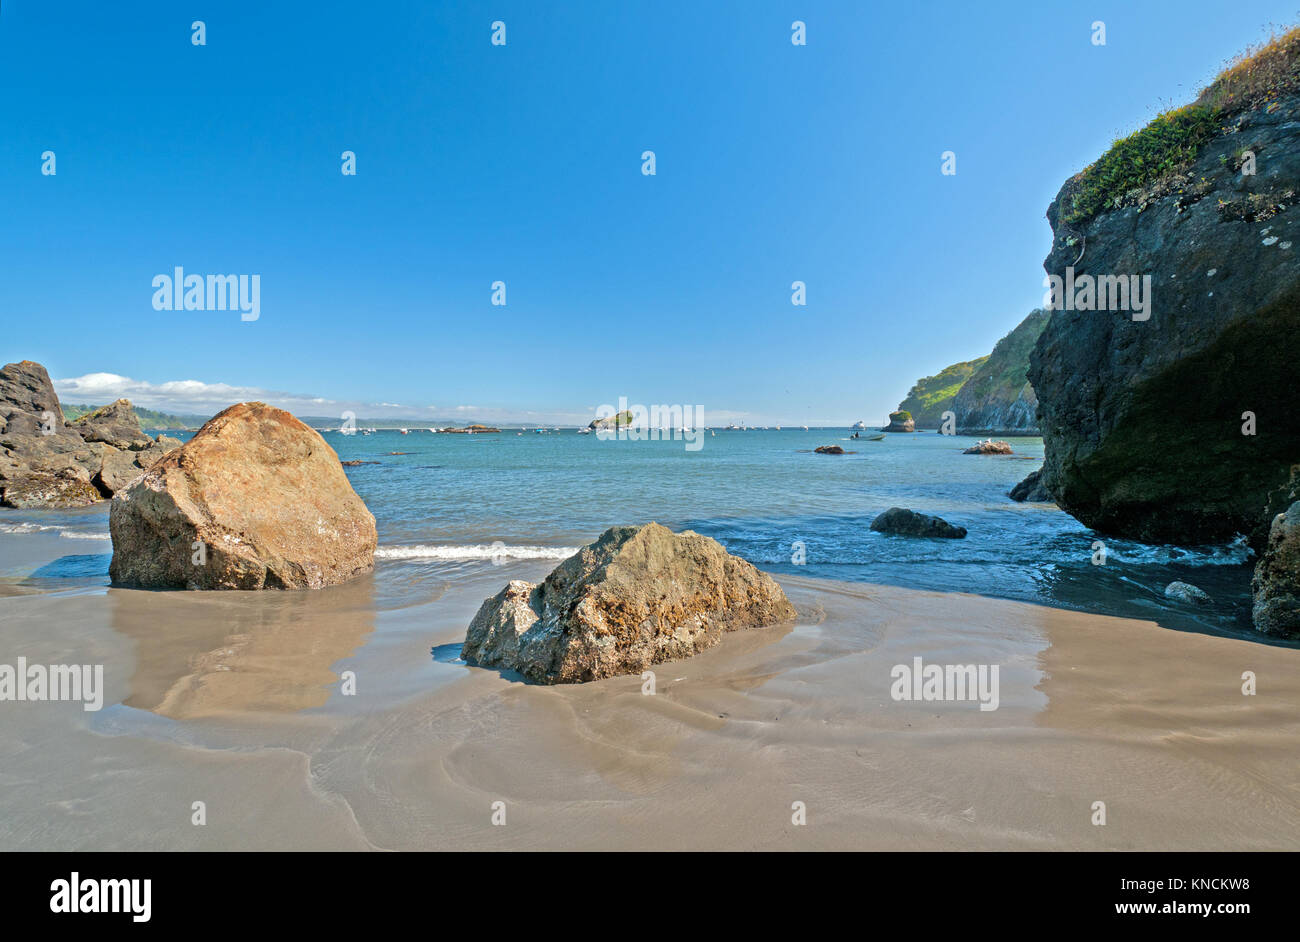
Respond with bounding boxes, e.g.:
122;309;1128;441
3;543;1297;852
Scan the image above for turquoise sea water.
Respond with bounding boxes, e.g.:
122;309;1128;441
0;428;1262;637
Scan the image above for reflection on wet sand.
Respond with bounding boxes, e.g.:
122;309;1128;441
111;575;376;719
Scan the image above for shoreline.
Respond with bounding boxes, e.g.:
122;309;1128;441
2;560;1297;851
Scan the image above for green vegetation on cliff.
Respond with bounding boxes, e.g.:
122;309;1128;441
951;309;1050;431
588;410;635;429
1064;25;1300;224
62;403;194;429
895;310;1049;433
896;357;988;427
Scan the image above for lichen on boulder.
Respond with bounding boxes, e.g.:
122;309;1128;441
1252;502;1300;638
109;401;377;589
461;523;797;683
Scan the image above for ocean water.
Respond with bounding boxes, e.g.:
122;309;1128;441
0;428;1262;637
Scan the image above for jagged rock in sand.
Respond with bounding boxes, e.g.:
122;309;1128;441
870;507;967;539
109;401;377;590
1252;502;1300;638
963;440;1013;455
461;522;797;683
1165;581;1211;605
882;410;915;433
814;445;845;454
0;360;181;506
1029;69;1300;547
1009;468;1053;502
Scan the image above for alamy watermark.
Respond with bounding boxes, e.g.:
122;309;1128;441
50;873;150;922
1;658;104;711
593;397;705;451
1043;267;1151;321
152;267;260;321
890;656;999;711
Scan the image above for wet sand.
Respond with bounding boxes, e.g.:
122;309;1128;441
2;551;1298;852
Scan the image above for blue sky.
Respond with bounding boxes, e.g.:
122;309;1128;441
2;0;1296;424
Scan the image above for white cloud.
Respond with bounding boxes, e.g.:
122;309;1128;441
53;372;728;425
53;372;349;417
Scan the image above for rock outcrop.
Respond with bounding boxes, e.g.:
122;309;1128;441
1252;502;1300;638
438;424;501;434
73;399;153;449
109;402;377;590
870;507;967;539
1009;469;1053;502
952;309;1049;435
963;440;1013;455
0;360;180;507
814;445;845;454
588;410;634;430
1165;581;1211;605
461;522;797;683
1028;43;1300;548
882;410;915;433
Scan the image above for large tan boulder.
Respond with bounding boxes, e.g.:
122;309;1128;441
109;402;377;589
461;522;797;683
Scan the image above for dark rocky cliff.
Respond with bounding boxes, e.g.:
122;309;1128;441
1030;40;1300;549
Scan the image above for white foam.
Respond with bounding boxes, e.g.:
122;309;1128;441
1107;533;1254;566
375;543;578;561
0;521;110;541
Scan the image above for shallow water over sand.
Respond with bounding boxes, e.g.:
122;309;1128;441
2;562;1297;851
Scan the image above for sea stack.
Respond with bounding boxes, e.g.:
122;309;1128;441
882;411;915;433
461;522;797;683
109;401;377;589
